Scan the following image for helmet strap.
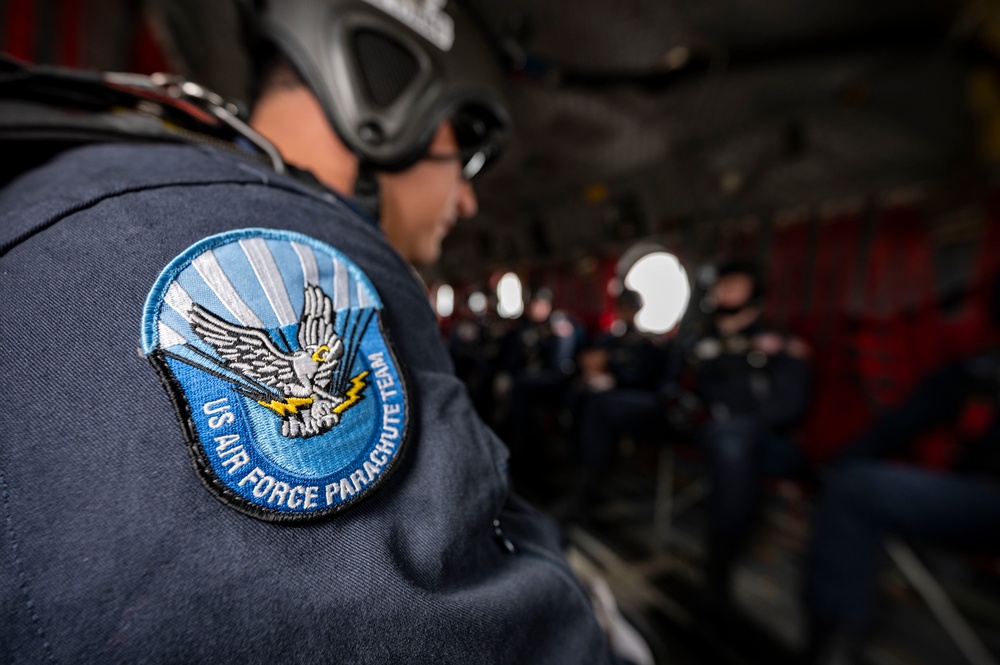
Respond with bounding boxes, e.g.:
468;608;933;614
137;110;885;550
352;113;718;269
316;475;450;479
353;162;381;223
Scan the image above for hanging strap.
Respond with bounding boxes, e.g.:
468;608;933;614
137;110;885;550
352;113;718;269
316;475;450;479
0;55;285;178
353;162;381;223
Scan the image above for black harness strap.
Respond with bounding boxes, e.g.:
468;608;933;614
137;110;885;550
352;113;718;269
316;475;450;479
0;55;284;185
353;162;381;223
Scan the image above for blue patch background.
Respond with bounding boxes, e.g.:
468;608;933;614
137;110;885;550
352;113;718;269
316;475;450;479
246;335;379;477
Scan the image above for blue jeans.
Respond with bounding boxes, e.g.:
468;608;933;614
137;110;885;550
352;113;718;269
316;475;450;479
804;461;1000;629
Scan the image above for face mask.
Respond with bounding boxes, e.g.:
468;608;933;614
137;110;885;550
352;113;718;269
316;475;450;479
712;303;751;317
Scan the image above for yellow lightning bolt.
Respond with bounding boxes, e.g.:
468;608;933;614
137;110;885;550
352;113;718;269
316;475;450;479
333;371;370;414
257;396;313;417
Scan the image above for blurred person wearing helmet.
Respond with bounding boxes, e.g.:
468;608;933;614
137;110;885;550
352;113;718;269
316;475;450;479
666;259;813;609
554;289;670;519
0;2;619;663
496;286;584;495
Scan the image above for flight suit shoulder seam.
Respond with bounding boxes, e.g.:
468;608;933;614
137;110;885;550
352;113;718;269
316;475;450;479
0;177;348;258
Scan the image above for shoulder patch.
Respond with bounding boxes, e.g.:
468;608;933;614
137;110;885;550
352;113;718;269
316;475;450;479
142;228;408;522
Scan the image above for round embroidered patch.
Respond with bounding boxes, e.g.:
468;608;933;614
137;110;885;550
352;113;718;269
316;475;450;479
141;228;408;522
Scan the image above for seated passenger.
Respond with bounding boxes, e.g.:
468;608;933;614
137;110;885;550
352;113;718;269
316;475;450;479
803;276;1000;664
448;293;503;423
497;287;582;490
563;290;671;504
668;259;812;604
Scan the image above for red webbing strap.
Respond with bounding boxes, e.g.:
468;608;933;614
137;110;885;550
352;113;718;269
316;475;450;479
853;205;936;408
129;11;171;75
765;214;810;330
4;0;36;62
808;209;862;345
56;0;82;67
797;210;869;462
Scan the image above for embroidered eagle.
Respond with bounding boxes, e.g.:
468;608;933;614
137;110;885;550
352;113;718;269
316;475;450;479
189;285;364;439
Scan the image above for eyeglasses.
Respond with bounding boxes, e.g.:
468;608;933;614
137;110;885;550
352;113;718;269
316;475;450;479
425;110;501;180
425;142;498;181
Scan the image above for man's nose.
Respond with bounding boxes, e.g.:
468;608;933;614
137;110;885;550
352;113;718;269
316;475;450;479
457;179;478;219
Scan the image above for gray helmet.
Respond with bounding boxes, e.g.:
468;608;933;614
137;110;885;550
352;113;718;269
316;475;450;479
256;0;510;174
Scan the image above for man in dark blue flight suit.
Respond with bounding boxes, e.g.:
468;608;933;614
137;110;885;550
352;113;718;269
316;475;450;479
557;289;669;515
0;1;616;662
668;260;812;606
498;287;583;493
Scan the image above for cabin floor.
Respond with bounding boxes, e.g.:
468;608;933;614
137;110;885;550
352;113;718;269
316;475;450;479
520;442;1000;665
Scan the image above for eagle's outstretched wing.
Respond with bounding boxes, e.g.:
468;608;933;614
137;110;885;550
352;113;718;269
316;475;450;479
298;285;338;349
298;285;344;389
188;303;297;391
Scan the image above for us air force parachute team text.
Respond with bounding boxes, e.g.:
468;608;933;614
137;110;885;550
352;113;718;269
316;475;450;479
201;351;402;508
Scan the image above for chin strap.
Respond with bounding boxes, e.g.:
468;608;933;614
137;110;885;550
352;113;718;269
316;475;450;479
353;162;381;223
